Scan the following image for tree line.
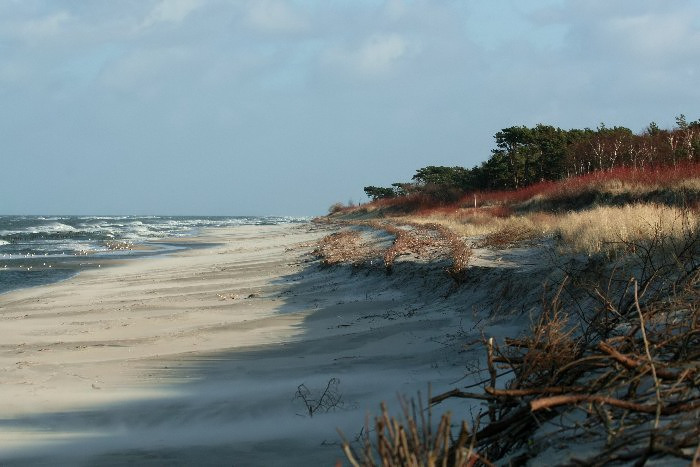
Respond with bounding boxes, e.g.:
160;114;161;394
364;115;700;202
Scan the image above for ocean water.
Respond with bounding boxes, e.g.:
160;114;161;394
0;215;306;295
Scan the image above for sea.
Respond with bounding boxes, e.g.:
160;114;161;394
0;215;307;295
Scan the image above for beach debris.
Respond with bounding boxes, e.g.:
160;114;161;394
216;293;238;300
295;377;343;417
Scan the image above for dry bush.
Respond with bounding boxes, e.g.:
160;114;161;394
429;275;700;464
422;223;472;282
366;220;472;279
380;224;425;272
340;397;489;467
315;230;380;266
477;224;538;249
329;202;347;214
360;221;448;273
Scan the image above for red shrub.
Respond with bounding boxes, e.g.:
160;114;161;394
355;162;700;216
471;163;700;208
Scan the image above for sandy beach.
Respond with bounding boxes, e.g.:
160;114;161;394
0;222;544;465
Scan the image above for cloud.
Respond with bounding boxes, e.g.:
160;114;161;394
534;1;700;64
0;61;25;84
245;0;308;34
141;0;204;28
326;33;414;77
2;10;73;43
98;46;194;95
602;11;700;64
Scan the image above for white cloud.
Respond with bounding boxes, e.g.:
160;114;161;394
328;33;413;77
141;0;204;28
535;1;700;64
10;11;72;42
245;0;308;34
0;61;25;84
384;0;407;20
603;11;700;63
98;47;193;95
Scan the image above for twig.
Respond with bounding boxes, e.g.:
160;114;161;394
633;278;662;429
485;386;587;397
486;337;498;423
430;388;494;405
598;341;680;380
530;394;700;415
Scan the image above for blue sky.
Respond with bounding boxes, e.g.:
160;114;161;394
1;0;698;216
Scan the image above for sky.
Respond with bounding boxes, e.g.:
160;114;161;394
1;0;699;216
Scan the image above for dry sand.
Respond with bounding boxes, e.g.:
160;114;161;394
0;223;549;465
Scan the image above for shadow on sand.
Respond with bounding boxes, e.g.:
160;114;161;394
0;250;542;466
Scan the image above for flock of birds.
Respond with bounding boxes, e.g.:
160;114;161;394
1;249;101;270
1;232;133;274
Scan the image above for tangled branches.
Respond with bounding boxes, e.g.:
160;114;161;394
427;252;700;464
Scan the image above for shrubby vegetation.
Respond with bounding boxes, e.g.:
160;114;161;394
364;115;700;205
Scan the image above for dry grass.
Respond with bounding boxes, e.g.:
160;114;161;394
404;214;550;248
554;204;700;255
340;398;489;467
396;203;700;257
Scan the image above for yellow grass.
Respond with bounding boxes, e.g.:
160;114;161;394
553;204;699;254
399;204;699;256
590;177;700;196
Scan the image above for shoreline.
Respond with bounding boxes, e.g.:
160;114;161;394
0;215;308;297
0;238;219;298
